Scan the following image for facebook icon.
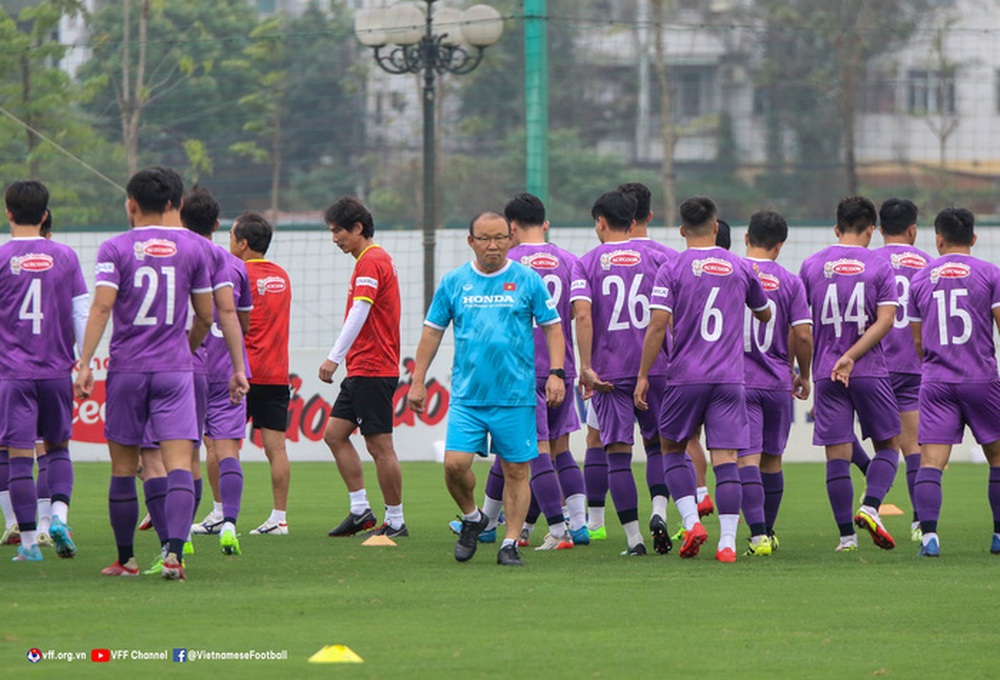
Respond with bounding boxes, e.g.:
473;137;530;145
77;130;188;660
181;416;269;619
173;649;187;663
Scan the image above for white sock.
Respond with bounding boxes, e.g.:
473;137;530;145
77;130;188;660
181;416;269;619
696;486;708;503
719;514;739;551
37;498;52;532
623;520;643;548
269;509;286;524
213;501;223;517
651;495;668;520
463;508;482;522
501;538;516;549
522;521;535;537
548;520;568;539
588;506;605;530
385;504;404;529
348;489;370;515
676;496;699;530
0;491;15;527
860;504;879;520
52;500;69;524
566;494;586;531
482;496;503;530
923;532;939;546
21;529;36;547
221;521;235;535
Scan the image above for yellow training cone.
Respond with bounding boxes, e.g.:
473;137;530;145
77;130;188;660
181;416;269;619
308;645;364;663
362;535;398;547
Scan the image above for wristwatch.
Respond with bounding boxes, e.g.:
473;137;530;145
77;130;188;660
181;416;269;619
549;368;566;379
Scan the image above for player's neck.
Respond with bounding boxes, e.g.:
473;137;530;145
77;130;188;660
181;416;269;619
882;236;914;246
631;223;650;238
746;246;777;261
685;236;717;249
132;211;180;228
351;238;375;258
603;231;630;243
9;223;42;238
939;244;972;256
837;234;870;247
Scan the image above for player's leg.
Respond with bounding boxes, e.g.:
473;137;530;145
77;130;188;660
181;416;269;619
704;385;749;563
0;447;19;544
761;453;783;543
34;446;51;545
106;441;142;575
444;404;490;562
596;385;644;555
551;432;588;544
197;437;222;530
498;459;530;566
324;376;376;535
492;406;541;566
583;400;608;538
364;432;406;536
139;446;170;566
913;443;949;557
892;372;922;539
246;384;291;534
206;375;246;554
637;375;670;552
853;378;903;549
531;441;573;550
687;427;712;516
955;380;1000;556
983;440;1000;556
7;445;40;561
813;379;860;550
738;389;768;555
37;378;75;557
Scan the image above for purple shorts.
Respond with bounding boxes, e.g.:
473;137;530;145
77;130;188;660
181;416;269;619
738;388;793;457
535;377;580;442
919;380;1000;446
106;371;199;446
592;377;664;447
659;383;748;450
141;372;208;449
812;377;901;446
205;380;247;440
0;378;73;449
890;372;921;412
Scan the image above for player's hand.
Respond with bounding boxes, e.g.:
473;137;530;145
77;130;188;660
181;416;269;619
408;382;427;414
318;360;338;384
578;380;593;401
229;371;250;404
545;374;566;408
581;367;613;393
792;374;811;400
831;355;854;387
74;365;94;399
634;376;649;411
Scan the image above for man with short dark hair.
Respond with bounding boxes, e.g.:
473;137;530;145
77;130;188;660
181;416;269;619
910;207;1000;557
228;211;292;536
876;197;929;542
409;211;565;566
798;195;900;552
319;196;405;538
75;167;249;580
636;196;770;562
1;181;88;562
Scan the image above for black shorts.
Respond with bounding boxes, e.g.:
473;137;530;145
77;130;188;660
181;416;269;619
329;376;397;436
246;383;291;432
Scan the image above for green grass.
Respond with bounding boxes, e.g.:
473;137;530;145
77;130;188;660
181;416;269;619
3;461;1000;679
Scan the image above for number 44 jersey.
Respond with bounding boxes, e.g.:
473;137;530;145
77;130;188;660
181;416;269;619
799;244;897;381
94;226;215;372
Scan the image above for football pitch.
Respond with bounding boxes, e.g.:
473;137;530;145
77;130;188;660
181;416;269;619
3;461;998;678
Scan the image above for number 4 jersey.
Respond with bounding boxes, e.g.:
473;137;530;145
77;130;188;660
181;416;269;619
0;236;88;378
799;244;896;381
909;253;1000;383
94;226;214;372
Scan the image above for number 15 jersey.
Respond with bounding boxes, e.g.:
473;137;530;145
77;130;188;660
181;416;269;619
94;226;214;372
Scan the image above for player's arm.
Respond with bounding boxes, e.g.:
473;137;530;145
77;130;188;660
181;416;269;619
635;308;669;411
74;285;117;399
238;310;250;336
574;299;612;394
188;290;215;353
408;325;445;414
212;285;251;402
72;293;90;360
910;320;923;362
319;299;372;384
791;322;813;400
541;321;566;408
752;304;771;323
831;303;895;386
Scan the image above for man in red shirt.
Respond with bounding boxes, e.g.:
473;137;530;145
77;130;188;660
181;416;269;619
229;211;292;535
319;197;405;537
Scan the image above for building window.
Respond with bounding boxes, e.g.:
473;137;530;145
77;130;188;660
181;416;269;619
907;69;955;115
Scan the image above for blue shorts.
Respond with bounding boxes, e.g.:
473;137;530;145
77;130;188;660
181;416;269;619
446;403;538;463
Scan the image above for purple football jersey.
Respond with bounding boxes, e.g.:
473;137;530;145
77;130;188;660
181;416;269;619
94;226;213;372
742;258;812;392
799;245;896;380
571;240;670;381
0;237;87;378
909;253;1000;383
875;244;930;375
202;244;253;382
650;247;768;385
508;243;579;379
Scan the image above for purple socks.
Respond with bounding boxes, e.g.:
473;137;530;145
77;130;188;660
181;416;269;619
218;457;244;525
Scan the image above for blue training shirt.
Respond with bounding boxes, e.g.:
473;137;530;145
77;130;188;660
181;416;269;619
425;259;559;407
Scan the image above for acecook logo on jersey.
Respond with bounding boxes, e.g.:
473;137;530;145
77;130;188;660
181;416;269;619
891;252;927;270
930;262;971;284
257;276;287;295
9;253;53;275
823;259;865;278
522;253;560;270
758;272;780;291
133;239;177;260
599;250;641;271
692;257;733;277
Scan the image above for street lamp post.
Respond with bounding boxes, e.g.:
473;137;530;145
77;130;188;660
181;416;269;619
355;2;504;312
